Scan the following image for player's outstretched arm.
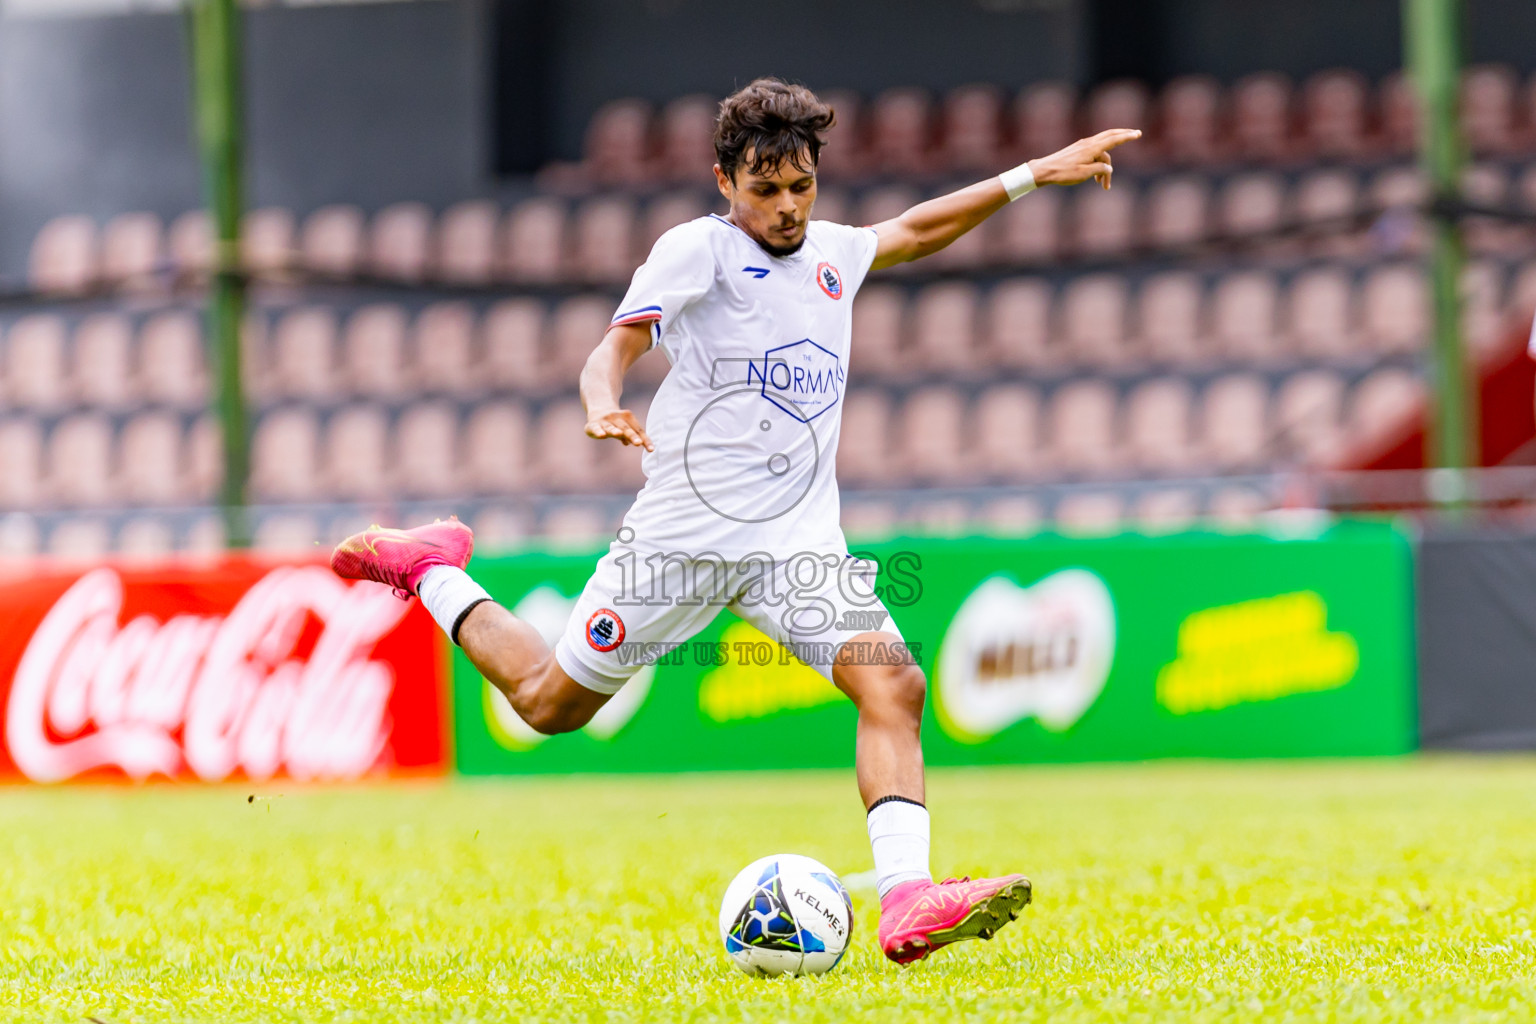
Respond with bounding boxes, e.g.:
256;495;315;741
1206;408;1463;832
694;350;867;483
869;128;1142;270
580;321;655;451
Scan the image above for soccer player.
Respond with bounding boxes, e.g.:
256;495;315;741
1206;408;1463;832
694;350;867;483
333;78;1137;964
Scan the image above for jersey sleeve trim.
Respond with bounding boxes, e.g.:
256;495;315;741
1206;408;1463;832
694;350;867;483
611;305;663;326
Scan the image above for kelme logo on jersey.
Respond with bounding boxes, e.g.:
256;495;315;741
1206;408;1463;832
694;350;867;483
586;608;626;652
749;338;844;423
815;262;842;299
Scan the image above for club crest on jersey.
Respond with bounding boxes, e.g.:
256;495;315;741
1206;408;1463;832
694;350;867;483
815;262;843;300
586;608;625;652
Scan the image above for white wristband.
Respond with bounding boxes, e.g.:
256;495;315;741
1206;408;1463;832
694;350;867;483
999;162;1037;201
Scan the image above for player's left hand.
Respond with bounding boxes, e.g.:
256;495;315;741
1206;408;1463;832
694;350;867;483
1027;128;1142;190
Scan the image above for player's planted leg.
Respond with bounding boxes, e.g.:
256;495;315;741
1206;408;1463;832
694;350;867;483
833;632;1032;965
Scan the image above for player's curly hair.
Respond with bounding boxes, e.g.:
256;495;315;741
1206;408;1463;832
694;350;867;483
714;78;836;181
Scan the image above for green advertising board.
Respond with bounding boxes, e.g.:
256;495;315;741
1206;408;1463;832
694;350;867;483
451;524;1415;774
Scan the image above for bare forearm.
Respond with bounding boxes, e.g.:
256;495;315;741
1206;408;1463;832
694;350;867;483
579;350;625;417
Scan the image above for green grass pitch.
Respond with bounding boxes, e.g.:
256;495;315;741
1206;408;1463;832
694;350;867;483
3;758;1535;1022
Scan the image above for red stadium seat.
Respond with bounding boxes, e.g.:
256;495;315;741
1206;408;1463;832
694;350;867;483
168;210;212;278
1368;166;1429;254
809;188;850;228
1144;175;1210;249
584;98;654;187
869;87;934;175
483;298;549;391
900;385;971;483
983;278;1057;370
120;411;186;504
437;200;499;284
1124;376;1196;473
369;202;432;282
1301;69;1371;159
1060;273;1130;367
940;84;1006;173
1014;81;1078;160
1158;76;1225;164
503;197;567;283
28;215;97;295
5;314;68;410
1294;169;1365;258
1461;64;1519;155
324;404;391;500
1287;267;1358;359
396;401;461;499
1199;374;1270;470
100;212;163;291
271;306;340;399
415;301;477;395
1047;379;1119;475
1068;181;1137;258
138;310;208;408
49;413;116;506
1275;370;1346;466
985;185;1061;265
342;304;409;398
534;399;603;491
642;192;708;252
0;419;44;509
187;414;222;501
549;296;613;383
1218;172;1287;241
1209;271;1281;362
1230;73;1295;161
1135;271;1206;365
571;196;639;284
464;400;532;494
243;207;295;278
850;285;906;377
910;282;980;373
1461;163;1518;255
1360;264;1428;353
973;383;1042;481
118;518;176;559
658;94;718;185
49;518;111;560
1377;72;1419;155
837;389;892;485
1460;259;1507;354
300;204;366;278
816;89;867;179
1084;80;1152;163
72;314;134;409
1348;368;1423;448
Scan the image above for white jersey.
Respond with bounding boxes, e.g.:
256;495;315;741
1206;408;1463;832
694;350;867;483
608;214;880;560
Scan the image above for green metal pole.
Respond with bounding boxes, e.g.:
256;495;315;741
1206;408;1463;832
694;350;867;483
1405;0;1475;490
189;0;250;547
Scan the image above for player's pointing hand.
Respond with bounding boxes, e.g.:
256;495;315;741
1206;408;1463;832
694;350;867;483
1026;128;1142;190
585;409;655;452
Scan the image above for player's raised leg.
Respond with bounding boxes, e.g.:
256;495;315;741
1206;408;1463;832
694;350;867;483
832;632;1032;965
330;519;608;735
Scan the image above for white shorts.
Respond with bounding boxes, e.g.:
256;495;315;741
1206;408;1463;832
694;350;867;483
554;548;906;695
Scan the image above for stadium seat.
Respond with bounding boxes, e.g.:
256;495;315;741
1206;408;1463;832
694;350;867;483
869;87;933;175
1208;486;1266;526
1461;259;1507;353
1461;64;1519;155
187;414;221;500
323;404;391;500
899;385;970;483
503;197;567;283
810;188;850;228
1084;80;1153;163
1199;374;1270;469
396;401;461;498
910;282;980;372
137;310;208;408
1274;369;1346;466
1287;266;1358;359
980;495;1043;535
1377;71;1419;155
483;298;550;391
1230;73;1295;161
1209;270;1281;362
300;204;366;278
1047;379;1119;475
1053;491;1123;534
1158;75;1224;164
168;210;212;278
369;202;432;282
837;389;891;484
643;192;708;252
571;196;639;283
1301;69;1371;158
1013;81;1077;160
253;514;320;554
117;517;176;559
5;314;69;410
1294;169;1365;257
463;400;532;494
414;301;477;395
1145;175;1210;249
658;94;717;184
926;187;988;269
534;399;602;491
583;98;654;186
850;285;906;376
120;411;186;504
1135;271;1205;365
1360;264;1428;352
973;383;1042;481
1348;367;1423;449
816;89;866;179
940;83;1006;172
28;215;97;294
49;518;111;560
100;212;163;291
272;306;340;399
1369;166;1429;254
1461;163;1517;255
183;512;225;553
983;278;1057;369
252;408;321;501
243;207;295;278
1068;182;1137;258
1218;172;1287;242
1512;259;1536;318
0;419;44;509
436;200;499;284
1132;488;1199;532
49;413;115;506
549;296;613;383
72;313;134;408
1060;273;1130;366
1123;376;1196;473
986;183;1062;266
342;304;409;397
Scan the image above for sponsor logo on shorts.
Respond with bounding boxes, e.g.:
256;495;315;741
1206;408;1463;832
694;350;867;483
586;608;625;652
815;262;842;299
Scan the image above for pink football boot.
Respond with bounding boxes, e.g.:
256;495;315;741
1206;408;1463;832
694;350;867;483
878;874;1032;964
330;517;474;599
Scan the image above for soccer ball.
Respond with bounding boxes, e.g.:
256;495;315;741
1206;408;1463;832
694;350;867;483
718;854;853;976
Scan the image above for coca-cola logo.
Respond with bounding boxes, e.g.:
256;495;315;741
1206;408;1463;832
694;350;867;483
5;566;413;782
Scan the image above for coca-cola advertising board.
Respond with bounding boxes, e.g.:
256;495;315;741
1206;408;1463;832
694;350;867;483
0;558;448;783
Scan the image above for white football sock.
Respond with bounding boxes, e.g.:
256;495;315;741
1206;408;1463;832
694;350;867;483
867;798;932;899
416;565;493;645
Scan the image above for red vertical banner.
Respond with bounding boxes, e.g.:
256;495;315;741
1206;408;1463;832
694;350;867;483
0;557;447;782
